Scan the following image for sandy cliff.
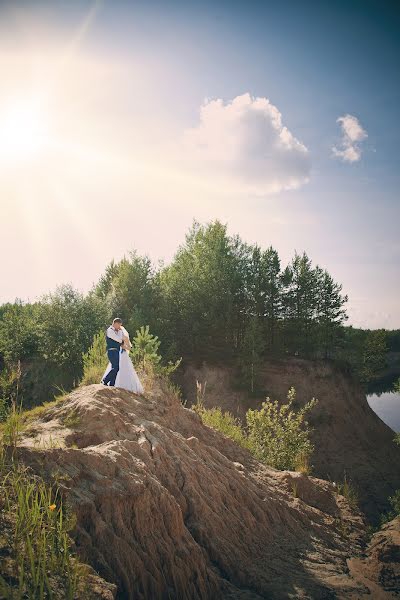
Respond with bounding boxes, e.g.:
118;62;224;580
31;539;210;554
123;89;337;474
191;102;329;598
181;358;400;524
12;382;400;599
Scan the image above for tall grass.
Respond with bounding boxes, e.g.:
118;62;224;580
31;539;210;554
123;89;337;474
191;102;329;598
335;472;359;510
0;455;83;599
0;398;87;598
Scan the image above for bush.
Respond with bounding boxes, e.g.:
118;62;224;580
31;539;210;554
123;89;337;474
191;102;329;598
81;331;107;386
194;384;318;473
379;489;400;526
246;387;318;471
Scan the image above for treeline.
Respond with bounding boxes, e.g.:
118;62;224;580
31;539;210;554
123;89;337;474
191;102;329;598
0;219;394;407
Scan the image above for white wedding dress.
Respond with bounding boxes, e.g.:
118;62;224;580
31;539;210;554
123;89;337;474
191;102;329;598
102;326;144;395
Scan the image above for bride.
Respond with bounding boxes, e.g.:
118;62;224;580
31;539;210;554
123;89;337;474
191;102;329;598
102;326;144;394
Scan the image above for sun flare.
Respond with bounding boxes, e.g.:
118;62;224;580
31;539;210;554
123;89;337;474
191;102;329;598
0;97;48;163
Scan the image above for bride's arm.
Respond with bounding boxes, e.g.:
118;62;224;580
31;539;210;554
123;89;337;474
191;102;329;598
121;326;132;350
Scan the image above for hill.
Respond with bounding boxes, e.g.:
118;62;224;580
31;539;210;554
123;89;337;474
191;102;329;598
8;381;398;598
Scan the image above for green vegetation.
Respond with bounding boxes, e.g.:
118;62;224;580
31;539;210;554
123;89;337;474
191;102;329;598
0;220;398;412
335;473;359;510
246;387;318;471
81;331;107;386
131;325;161;370
0;457;82;599
194;405;251;450
0;400;94;599
194;385;318;473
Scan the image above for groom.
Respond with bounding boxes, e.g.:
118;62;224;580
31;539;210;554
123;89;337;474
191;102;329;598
102;317;125;386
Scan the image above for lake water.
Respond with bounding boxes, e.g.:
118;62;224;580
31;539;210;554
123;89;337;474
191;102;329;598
367;391;400;433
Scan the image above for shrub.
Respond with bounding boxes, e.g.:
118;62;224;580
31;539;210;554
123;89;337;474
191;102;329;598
131;325;161;370
81;331;107;386
379;489;400;526
245;387;318;471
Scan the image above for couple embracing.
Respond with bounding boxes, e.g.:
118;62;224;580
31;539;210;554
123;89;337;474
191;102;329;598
101;318;144;395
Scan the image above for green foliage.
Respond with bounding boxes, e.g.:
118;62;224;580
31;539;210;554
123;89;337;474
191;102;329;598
194;384;318;473
132;325;161;369
93;252;158;335
0;461;81;599
238;316;266;393
246;387;318;471
0;363;22;422
1;400;23;453
37;285;107;377
0;302;39;364
379;489;400;526
360;329;388;383
81;330;107;386
0;220;366;409
194;404;250;450
335;473;359;510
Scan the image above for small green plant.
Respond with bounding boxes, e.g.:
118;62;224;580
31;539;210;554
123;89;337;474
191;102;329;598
195;380;207;411
394;432;400;446
0;396;9;422
2;400;23;455
131;325;161;370
335;472;359;510
379;489;400;526
62;409;81;429
81;330;107;386
0;361;22;423
245;387;318;471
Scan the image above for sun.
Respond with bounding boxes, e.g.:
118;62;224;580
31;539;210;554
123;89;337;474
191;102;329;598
0;97;48;163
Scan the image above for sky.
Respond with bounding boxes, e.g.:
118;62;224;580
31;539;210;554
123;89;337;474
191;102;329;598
0;0;399;329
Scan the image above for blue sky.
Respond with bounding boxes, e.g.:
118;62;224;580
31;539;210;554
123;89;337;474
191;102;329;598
0;0;399;328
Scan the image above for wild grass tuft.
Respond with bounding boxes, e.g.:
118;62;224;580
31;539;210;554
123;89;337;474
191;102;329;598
335;472;359;510
0;458;82;599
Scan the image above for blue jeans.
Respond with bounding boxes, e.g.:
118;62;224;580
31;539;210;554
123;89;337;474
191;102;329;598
103;349;120;386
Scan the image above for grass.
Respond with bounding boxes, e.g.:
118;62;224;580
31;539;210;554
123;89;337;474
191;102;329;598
0;392;96;599
0;447;86;599
61;410;80;429
193;404;251;450
80;364;105;387
335;473;359;511
0;393;68;442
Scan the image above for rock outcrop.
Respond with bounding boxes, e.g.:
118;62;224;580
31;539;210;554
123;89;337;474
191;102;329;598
16;382;399;599
181;358;400;524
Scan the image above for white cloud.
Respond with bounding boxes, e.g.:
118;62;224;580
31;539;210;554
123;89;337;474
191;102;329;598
332;114;368;163
182;93;311;195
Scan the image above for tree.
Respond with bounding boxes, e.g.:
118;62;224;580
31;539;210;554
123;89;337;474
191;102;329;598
37;285;107;379
315;268;349;359
238;317;266;393
131;325;161;370
280;252;319;356
81;330;107;385
361;329;388;382
158;220;247;360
